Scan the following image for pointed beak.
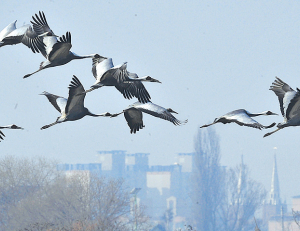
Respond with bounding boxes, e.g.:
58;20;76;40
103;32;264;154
152;78;161;83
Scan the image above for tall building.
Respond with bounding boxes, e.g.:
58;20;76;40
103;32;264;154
58;150;194;230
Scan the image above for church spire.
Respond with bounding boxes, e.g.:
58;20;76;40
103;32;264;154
237;155;246;203
270;154;281;205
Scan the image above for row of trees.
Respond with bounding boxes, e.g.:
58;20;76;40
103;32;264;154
0;156;150;231
191;127;266;231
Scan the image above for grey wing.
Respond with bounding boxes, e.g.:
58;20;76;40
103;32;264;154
228;113;264;129
124;108;144;133
31;11;54;36
111;66;150;103
104;64;151;103
48;32;72;61
270;77;295;116
21;26;43;53
41;91;65;113
115;81;151;104
138;103;187;125
65;75;85;114
2;25;32;46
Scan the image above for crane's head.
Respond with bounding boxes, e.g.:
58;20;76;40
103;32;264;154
144;76;161;83
9;124;23;130
265;111;278;116
93;54;107;62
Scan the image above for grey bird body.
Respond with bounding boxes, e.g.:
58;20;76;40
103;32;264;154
108;102;187;133
40;75;110;130
85;54;161;103
201;109;277;130
264;77;300;137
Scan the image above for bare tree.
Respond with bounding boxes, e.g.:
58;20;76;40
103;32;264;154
0;156;150;231
0;155;60;228
292;209;300;228
219;163;266;231
192;128;266;231
192;127;224;231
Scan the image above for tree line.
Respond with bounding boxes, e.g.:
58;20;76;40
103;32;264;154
0;156;150;231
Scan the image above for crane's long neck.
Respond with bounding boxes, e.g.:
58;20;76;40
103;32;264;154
72;53;96;60
200;121;216;128
87;111;112;117
247;112;266;117
128;75;149;81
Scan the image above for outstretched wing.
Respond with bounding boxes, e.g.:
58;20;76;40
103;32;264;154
48;32;72;61
40;91;66;113
65;75;85;115
124;108;144;133
2;25;40;53
134;102;187;125
29;11;56;55
112;64;151;103
225;112;265;130
31;11;54;36
269;77;296;117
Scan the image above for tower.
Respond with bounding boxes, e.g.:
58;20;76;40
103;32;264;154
270;154;281;205
237;155;246;202
263;154;287;224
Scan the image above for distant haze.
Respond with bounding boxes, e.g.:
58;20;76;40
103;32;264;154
0;0;299;207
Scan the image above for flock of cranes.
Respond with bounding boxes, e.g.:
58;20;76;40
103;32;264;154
1;11;300;141
0;11;187;141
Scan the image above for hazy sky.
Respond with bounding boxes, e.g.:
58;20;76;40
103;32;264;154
1;0;300;207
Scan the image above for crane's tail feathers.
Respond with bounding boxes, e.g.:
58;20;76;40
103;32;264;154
263;127;281;138
264;122;276;129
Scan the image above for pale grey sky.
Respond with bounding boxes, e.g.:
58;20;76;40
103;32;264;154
0;0;299;206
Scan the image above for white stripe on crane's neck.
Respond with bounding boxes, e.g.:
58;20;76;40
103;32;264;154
96;58;114;79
